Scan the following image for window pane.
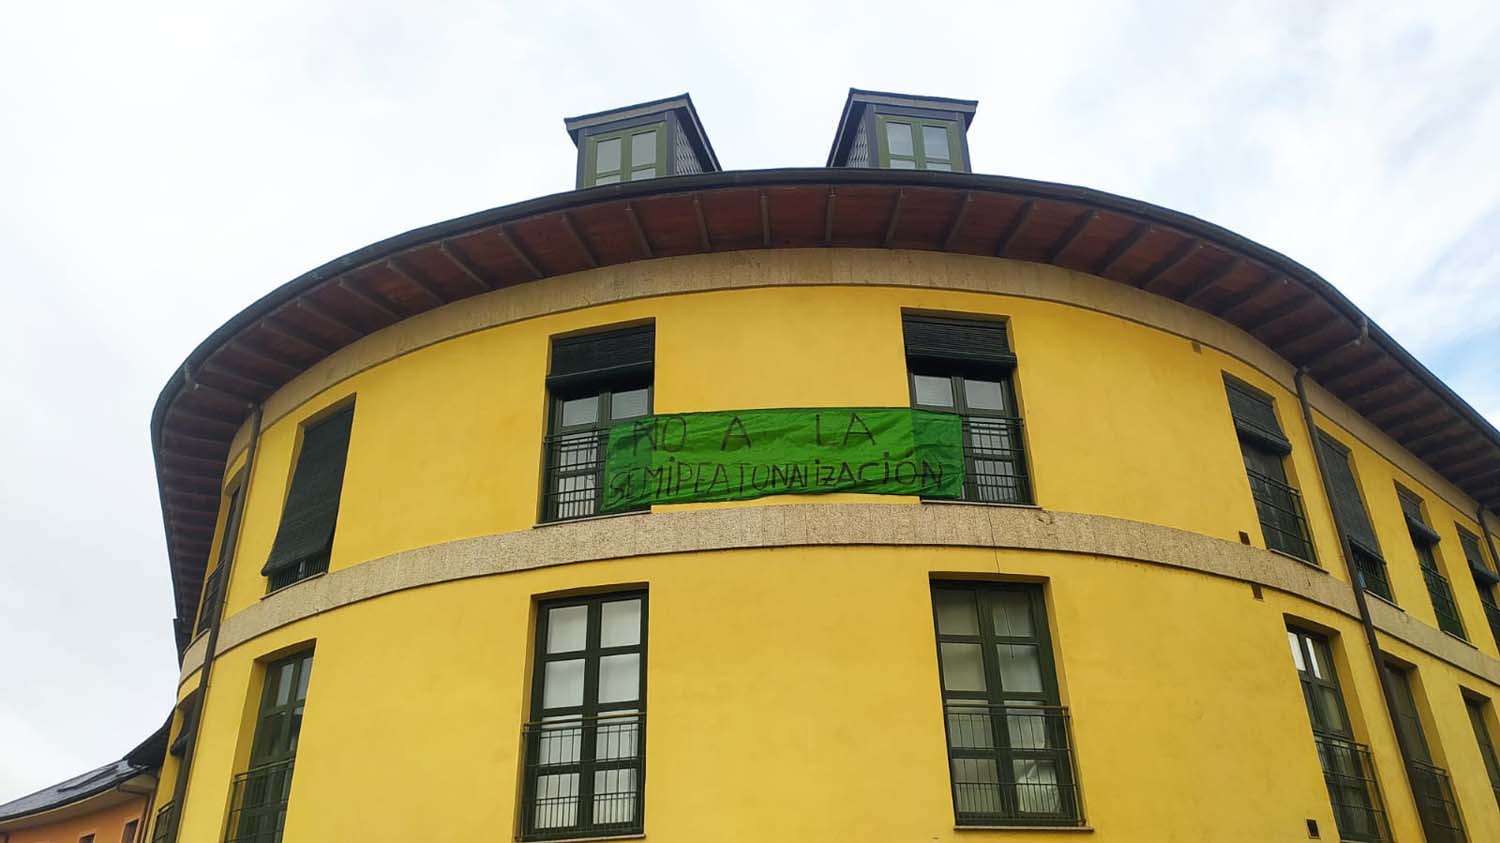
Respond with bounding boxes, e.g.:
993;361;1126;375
990;591;1034;637
610;389;649;420
1005;701;1049;749
1013;759;1062;814
1306;637;1328;680
889;158;918;169
630;131;657;165
534;773;579;829
946;700;994;748
952;758;1001;815
561;396;599;427
274;662;295;705
600;599;642;646
629;166;657;180
934;590;979;635
964;379;1008;412
598;653;641;703
913;375;955;407
1316;686;1347;733
886;121;914;156
596;712;640;760
925;161;953;171
547;605;588;653
922;125;951;160
295;657;313;700
538;717;583;764
1287;631;1306;671
593;768;637;824
594;173;621;185
543;659;585;709
940;642;986;692
996;644;1043;693
595;138;621;174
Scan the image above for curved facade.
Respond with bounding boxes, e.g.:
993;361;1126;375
147;96;1500;843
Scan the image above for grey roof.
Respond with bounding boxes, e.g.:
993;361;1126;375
0;721;167;822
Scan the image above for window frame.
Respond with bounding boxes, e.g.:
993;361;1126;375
583;123;668;186
196;478;247;637
876;114;964;171
521;591;649;841
541;382;654;523
263;402;354;593
930;581;1082;827
1397;488;1465;639
1224;377;1317;564
225;649;314;843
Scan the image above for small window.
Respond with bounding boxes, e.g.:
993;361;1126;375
81;835;96;843
1396;487;1464;639
877;115;963;171
541;326;654;522
521;592;647;840
585;124;665;186
262;404;355;591
1383;663;1465;842
1223;378;1316;563
904;315;1030;504
1285;628;1390;841
1465;695;1500;810
931;582;1082;826
1458;526;1500;651
227;650;314;843
121;820;139;843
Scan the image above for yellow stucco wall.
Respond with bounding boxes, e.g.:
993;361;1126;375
164;252;1500;842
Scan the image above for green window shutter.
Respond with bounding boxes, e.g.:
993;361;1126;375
261;406;355;577
1224;379;1291;454
903;315;1014;373
548;325;655;390
1460;528;1500;584
1316;432;1382;558
1397;488;1443;544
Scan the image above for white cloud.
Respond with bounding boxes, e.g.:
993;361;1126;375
0;0;1496;800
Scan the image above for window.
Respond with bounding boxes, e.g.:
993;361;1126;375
904;315;1031;505
585;124;665;186
1224;378;1317;563
1384;663;1466;843
262;404;354;591
877;115;963;171
1316;432;1393;602
81;835;95;843
226;650;313;843
1397;488;1464;639
196;482;246;637
1465;695;1500;810
931;583;1082;826
1286;628;1391;842
542;326;654;522
1458;527;1500;651
122;820;139;843
521;592;647;840
150;803;174;843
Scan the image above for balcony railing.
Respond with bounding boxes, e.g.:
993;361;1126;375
520;712;645;841
150;801;175;843
1245;469;1317;563
959;416;1031;505
1312;734;1391;842
224;759;295;843
1407;760;1467;843
1420;565;1466;639
943;703;1083;827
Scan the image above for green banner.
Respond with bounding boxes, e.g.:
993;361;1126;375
600;407;964;512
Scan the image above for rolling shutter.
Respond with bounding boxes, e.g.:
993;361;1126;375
1396;490;1443;544
548;325;655;389
1224;379;1292;455
1316;432;1382;558
1459;529;1500;585
903;315;1015;373
262;405;355;577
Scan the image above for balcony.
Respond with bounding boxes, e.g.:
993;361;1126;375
959;416;1031;505
1407;760;1467;843
521;712;645;841
1245;469;1317;563
943;703;1083;827
1312;734;1391;842
1420;565;1466;639
225;759;295;843
150;802;175;843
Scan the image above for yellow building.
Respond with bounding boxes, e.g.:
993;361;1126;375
146;91;1500;843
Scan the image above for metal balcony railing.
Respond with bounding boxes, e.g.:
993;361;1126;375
542;431;624;522
959;416;1031;505
150;801;175;843
1420;565;1466;639
943;703;1083;827
1245;469;1317;563
1407;760;1467;843
224;759;295;843
520;712;645;841
1312;734;1391;842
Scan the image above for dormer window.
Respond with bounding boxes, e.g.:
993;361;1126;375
565;94;719;189
828;88;977;172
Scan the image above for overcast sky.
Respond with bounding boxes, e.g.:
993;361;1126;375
2;0;1498;802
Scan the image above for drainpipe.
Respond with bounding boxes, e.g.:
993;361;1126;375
164;402;264;840
1292;319;1430;825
